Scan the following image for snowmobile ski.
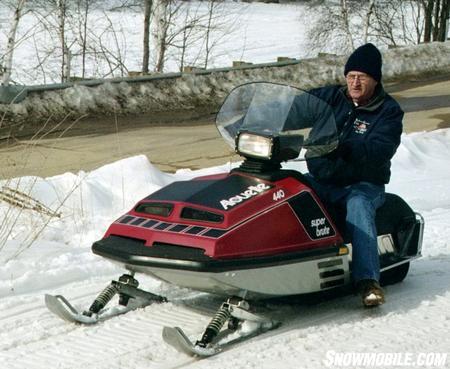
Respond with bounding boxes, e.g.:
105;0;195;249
45;294;124;324
45;274;167;324
163;326;220;357
162;322;279;357
163;297;280;357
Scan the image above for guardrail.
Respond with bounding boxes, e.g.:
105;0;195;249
0;58;302;104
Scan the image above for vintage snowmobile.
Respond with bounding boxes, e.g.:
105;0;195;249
45;82;424;356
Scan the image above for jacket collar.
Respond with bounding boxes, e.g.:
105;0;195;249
340;83;386;112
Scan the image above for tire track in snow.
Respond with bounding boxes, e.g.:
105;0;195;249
0;299;211;369
0;277;213;369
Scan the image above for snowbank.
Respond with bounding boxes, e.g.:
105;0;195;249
1;41;450;127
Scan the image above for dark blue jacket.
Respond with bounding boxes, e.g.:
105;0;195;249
307;84;403;186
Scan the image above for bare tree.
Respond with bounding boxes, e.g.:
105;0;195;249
87;11;130;78
437;0;450;41
30;0;72;82
305;0;447;53
172;4;205;71
372;1;402;46
1;0;28;86
58;0;69;82
363;0;376;44
1;0;244;83
74;0;93;79
340;0;355;50
198;0;242;69
152;0;180;73
422;0;450;42
305;0;362;54
203;0;216;69
148;0;242;73
409;0;425;44
142;0;152;73
422;0;435;42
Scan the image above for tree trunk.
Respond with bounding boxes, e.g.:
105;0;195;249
58;0;68;82
179;14;189;72
203;0;214;69
142;0;152;73
437;0;450;40
81;0;90;79
340;0;355;50
152;0;169;72
412;1;424;44
155;23;168;72
423;0;435;42
433;0;441;40
363;0;376;44
1;0;27;86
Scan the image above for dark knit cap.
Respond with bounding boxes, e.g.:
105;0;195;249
344;43;382;82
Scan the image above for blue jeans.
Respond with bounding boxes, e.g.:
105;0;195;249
305;175;385;283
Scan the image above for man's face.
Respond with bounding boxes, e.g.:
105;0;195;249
346;71;378;105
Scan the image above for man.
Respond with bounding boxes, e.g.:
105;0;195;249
306;43;403;307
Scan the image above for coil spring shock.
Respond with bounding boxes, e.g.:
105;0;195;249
196;302;231;347
84;283;120;316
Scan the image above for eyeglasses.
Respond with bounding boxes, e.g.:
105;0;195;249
346;74;369;83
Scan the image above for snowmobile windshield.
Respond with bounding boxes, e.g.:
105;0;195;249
216;82;338;159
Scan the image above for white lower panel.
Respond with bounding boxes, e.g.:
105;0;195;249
126;255;350;299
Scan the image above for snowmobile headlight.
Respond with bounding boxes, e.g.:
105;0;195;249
236;133;273;159
236;131;304;162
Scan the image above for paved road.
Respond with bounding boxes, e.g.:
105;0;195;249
390;78;450;132
0;76;449;179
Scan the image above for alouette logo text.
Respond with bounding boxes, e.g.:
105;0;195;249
220;183;272;210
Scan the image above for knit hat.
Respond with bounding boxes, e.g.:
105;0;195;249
344;43;382;82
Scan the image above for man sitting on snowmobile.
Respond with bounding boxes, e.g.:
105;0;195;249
306;43;403;307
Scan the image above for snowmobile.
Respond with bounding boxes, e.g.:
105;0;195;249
45;82;424;357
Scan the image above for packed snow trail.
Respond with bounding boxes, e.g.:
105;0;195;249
0;130;450;369
1;257;449;369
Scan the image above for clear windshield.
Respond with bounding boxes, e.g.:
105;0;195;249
216;82;338;159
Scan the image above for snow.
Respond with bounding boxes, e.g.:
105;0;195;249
0;127;450;368
0;2;450;368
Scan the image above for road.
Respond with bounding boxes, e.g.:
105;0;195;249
0;76;449;179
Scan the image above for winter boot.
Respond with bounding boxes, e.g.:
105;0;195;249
356;279;385;307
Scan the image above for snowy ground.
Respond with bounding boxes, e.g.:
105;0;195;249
0;128;449;369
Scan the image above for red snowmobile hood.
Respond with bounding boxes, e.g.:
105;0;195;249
103;171;342;259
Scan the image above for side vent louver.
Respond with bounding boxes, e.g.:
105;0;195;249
181;207;224;223
135;203;173;217
318;258;345;289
